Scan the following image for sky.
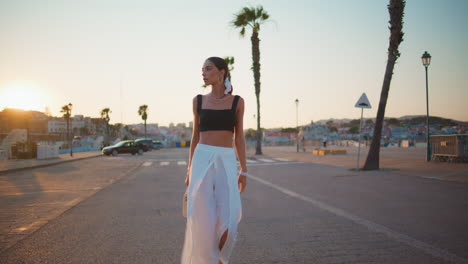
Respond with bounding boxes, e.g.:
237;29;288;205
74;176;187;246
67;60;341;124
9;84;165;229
0;0;467;129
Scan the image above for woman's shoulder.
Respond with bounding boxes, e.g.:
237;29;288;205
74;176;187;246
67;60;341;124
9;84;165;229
192;94;202;102
234;94;244;103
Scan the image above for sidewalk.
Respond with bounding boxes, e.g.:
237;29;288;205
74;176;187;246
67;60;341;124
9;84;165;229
0;151;102;174
249;145;468;183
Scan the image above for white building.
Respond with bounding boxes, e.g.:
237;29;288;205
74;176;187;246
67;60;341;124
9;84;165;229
48;116;86;134
71;116;85;131
302;121;330;140
48;118;67;133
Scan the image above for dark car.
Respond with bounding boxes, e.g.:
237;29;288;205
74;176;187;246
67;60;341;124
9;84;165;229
135;139;153;152
152;140;164;150
102;140;144;156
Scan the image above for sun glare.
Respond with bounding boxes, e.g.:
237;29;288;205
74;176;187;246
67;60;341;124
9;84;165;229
0;81;47;112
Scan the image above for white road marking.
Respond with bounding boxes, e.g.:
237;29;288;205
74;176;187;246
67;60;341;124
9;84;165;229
14;220;47;233
246;159;258;163
143;162;152;167
248;174;468;264
15;227;28;232
177;161;187;166
248;162;302;167
5;190;73;196
160;161;170;166
257;158;275;163
65;198;81;207
274;158;290;162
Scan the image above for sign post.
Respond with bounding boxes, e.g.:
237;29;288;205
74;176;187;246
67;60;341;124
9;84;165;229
354;93;372;170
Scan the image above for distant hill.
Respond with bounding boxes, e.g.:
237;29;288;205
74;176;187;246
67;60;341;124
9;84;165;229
399;115;424;120
315;118;353;125
399;115;467;123
314;115;466;127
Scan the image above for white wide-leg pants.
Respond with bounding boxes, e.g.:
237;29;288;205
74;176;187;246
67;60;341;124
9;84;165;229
181;144;242;264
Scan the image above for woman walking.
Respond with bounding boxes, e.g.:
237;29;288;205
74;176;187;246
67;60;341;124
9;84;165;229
181;57;248;264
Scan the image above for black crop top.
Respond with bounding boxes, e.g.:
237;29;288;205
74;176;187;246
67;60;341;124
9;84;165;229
197;94;240;132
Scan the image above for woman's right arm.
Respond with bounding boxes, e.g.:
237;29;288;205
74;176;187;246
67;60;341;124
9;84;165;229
186;96;200;186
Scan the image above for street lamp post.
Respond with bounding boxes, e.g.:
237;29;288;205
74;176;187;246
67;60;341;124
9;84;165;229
68;103;73;157
295;99;299;152
421;51;431;162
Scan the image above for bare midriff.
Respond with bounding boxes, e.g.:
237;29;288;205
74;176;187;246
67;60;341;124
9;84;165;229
199;131;234;148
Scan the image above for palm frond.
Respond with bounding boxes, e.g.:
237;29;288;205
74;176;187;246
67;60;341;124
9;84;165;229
100;108;110;118
256;6;264;18
231;5;271;37
61;105;71;119
138;105;148;116
244;7;256;21
240;27;246;37
232;13;247;27
100;108;111;121
60;105;68;113
224;56;235;72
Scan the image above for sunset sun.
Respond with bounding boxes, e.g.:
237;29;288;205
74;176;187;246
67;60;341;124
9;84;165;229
0;81;47;112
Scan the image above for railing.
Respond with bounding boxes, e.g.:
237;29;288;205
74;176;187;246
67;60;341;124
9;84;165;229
431;134;468;162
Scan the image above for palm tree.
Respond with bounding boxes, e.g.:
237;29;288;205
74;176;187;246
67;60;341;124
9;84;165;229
363;0;405;170
60;104;71;142
60;105;71;119
100;108;111;146
224;56;235;79
231;5;270;155
138;105;148;138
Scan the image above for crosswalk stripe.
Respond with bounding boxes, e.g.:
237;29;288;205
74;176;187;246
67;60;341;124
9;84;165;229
274;158;289;162
246;159;258;163
160;161;170;166
143;162;152;167
177;161;187;166
257;158;275;163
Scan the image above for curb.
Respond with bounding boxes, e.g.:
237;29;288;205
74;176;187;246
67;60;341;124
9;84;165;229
0;154;103;175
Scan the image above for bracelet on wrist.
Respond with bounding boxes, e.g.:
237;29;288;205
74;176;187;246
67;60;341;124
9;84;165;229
239;171;248;177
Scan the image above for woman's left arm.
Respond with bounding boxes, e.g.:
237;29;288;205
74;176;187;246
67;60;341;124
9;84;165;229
234;97;247;193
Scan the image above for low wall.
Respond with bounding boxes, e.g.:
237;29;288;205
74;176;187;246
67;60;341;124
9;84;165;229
59;146;100;154
37;145;60;159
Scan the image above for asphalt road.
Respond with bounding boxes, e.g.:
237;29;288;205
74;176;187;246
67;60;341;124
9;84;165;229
1;148;467;263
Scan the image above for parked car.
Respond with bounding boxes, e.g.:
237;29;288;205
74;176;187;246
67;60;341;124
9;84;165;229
102;140;144;156
153;140;164;150
135;139;153;152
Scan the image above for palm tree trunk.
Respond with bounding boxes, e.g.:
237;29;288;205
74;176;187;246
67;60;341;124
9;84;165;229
106;122;109;146
144;120;147;138
362;55;397;170
66;116;70;147
363;0;405;170
251;30;262;155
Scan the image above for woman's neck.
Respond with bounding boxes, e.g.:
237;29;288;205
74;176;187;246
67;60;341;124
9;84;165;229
210;83;225;99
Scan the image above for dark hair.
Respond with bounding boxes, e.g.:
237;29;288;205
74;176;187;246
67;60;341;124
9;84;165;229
206;57;233;94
